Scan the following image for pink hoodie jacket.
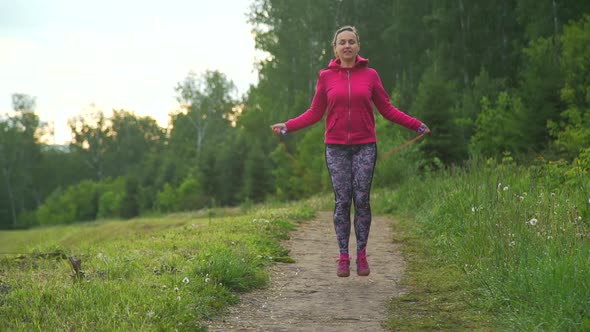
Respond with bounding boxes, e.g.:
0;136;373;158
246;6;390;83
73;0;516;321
285;55;422;145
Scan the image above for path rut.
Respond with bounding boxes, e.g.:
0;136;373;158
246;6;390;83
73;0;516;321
208;211;406;331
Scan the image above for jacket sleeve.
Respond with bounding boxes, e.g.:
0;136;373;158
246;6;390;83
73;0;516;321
371;70;422;131
284;72;327;132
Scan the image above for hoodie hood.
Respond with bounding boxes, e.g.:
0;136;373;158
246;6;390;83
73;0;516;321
327;55;369;70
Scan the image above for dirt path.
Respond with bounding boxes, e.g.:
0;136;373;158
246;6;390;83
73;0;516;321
208;211;406;331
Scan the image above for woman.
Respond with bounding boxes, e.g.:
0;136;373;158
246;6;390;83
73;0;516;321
271;26;430;277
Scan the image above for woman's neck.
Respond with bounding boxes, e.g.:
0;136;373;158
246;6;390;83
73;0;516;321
340;59;355;68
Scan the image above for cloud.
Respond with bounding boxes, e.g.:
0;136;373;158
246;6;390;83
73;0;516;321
0;0;261;144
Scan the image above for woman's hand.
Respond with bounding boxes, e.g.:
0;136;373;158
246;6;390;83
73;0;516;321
271;123;287;135
417;123;431;134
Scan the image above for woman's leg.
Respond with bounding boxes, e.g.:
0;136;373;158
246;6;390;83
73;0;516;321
351;143;377;254
325;144;353;254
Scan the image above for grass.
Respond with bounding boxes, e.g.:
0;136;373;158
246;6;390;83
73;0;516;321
0;203;315;331
2;159;588;331
373;157;590;331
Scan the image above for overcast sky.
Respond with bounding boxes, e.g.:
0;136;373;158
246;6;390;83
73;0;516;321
0;0;262;144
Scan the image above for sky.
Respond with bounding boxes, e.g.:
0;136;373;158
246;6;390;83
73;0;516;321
0;0;262;144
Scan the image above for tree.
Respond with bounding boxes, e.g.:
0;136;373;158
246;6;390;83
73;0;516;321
550;15;590;158
0;94;43;229
173;70;237;162
68;108;110;180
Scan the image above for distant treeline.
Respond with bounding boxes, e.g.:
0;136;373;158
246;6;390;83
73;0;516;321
1;0;589;229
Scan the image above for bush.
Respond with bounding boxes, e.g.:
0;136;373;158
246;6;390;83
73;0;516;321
157;183;177;212
97;191;123;219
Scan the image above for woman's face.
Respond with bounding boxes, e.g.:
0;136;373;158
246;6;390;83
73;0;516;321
333;31;359;61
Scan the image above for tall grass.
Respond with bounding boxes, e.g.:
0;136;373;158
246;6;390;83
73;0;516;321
375;157;590;331
0;205;315;331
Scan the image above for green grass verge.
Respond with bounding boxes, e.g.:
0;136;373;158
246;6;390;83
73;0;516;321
383;214;497;331
372;157;590;331
0;204;315;331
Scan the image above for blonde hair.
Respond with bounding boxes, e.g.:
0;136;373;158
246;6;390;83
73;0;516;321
332;26;360;47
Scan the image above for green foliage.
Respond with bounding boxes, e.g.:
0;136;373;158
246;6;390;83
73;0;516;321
271;144;302;200
550;15;590;158
0;205;314;331
294;126;330;196
175;177;204;211
374;116;424;187
412;66;463;163
4;1;590;230
517;37;563;151
97;192;123;219
470;92;527;156
157;183;177;213
376;158;590;330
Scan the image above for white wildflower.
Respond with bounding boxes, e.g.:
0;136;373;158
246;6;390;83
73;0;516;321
174;287;179;292
551;192;556;197
527;218;538;226
471;206;480;213
517;195;524;202
182;277;190;284
503;186;509;191
509;241;515;247
147;310;155;318
205;278;210;283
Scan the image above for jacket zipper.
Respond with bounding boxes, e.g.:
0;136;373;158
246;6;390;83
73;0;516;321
347;70;351;144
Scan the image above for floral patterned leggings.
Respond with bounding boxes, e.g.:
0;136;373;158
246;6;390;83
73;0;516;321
325;143;377;254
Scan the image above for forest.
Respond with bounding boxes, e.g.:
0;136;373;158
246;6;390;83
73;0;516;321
1;0;590;230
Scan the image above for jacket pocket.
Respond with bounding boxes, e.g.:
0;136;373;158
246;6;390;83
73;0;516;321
327;115;338;133
360;111;375;132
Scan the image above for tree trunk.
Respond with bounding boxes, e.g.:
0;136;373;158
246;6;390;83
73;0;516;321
458;0;469;86
1;167;17;227
552;0;559;44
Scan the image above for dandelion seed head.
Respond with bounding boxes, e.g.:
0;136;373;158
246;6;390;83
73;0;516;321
527;218;538;226
551;192;556;197
182;277;190;284
518;195;524;201
174;287;179;292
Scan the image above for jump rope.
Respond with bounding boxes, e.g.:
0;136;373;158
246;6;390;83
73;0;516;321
272;129;427;163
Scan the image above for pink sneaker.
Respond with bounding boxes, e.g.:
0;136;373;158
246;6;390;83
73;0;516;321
337;253;350;277
357;249;370;276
